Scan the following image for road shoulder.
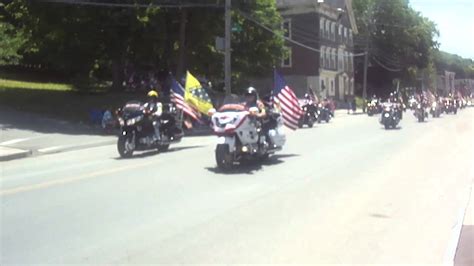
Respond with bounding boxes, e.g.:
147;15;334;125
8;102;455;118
454;183;474;266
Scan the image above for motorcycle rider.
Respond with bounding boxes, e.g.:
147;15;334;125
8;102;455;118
244;87;267;118
388;92;403;119
144;90;163;141
244;87;276;146
304;93;314;105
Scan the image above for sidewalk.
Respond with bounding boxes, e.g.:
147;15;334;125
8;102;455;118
334;108;365;117
0;146;31;161
454;185;474;266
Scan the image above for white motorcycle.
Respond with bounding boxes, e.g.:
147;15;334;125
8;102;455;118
209;98;286;170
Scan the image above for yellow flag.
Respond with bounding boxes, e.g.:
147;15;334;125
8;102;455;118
184;71;214;115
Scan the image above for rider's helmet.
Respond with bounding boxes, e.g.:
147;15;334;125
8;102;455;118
245;87;258;105
147;90;159;102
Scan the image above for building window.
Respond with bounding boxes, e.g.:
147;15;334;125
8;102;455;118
282;19;291;39
281;46;292;67
325;47;330;69
329;48;333;69
321;80;326;91
348;29;353;45
320;46;325;68
349;53;354;72
331;22;336;41
344;27;348;43
325;20;330;39
344;51;349;71
320;18;325;37
338;49;343;70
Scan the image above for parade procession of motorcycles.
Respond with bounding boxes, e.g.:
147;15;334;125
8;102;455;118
108;84;473;171
368;91;470;130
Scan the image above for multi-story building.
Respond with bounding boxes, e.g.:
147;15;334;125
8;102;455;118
276;0;358;100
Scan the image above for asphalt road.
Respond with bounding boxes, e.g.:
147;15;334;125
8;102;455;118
1;109;473;264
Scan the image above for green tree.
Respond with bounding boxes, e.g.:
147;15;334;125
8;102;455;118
0;2;29;65
353;0;439;92
2;0;284;93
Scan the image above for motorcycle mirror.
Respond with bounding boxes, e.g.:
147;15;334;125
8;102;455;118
208;108;216;117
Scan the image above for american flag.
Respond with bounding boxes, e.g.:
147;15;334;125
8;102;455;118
273;70;303;130
170;74;200;121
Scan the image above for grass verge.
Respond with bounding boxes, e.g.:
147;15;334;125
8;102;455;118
0;78;141;124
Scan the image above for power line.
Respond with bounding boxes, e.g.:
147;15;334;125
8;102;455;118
370;49;401;66
38;0;223;8
371;55;401;72
290;25;367;47
237;10;366;58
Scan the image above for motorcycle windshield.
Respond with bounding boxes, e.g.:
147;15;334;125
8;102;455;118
122;101;144;119
218;95;246;112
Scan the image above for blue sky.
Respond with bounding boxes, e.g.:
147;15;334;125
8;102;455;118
410;0;474;59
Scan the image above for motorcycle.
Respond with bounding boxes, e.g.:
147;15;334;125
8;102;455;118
209;97;286;170
116;101;183;158
414;103;428;122
367;100;380;116
380;104;400;130
317;103;332;123
430;101;441;118
298;102;318;128
444;99;458;114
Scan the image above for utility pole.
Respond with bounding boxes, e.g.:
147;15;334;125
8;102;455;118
362;42;369;112
176;9;188;79
224;0;231;95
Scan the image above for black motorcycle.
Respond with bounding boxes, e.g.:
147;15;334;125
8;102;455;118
444;99;458;114
116;101;183;158
298;104;318;128
414;103;428;122
380;105;400;130
317;104;332;123
430;101;442;118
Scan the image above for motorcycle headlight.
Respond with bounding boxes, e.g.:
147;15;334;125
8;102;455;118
126;118;136;126
432;102;437;107
303;107;307;111
126;116;142;126
417;104;421;108
384;113;390;118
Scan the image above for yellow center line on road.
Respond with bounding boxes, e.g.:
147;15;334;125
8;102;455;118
0;161;154;197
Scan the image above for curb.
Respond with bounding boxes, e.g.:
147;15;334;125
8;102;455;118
444;183;473;266
0;148;32;162
37;140;116;155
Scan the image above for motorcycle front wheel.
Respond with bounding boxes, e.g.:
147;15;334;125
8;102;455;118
118;135;134;158
216;144;234;170
157;144;170;152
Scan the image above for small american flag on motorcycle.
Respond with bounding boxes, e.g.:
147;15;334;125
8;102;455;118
169;74;201;122
273;70;303;130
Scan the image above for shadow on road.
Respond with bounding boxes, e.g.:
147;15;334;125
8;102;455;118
205;153;299;175
0;106;102;135
380;126;403;130
369;213;391;219
113;145;205;160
